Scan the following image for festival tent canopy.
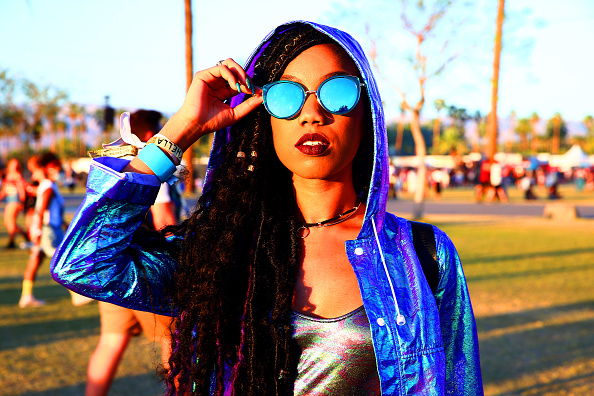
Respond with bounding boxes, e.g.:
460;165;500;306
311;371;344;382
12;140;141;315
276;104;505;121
549;144;591;169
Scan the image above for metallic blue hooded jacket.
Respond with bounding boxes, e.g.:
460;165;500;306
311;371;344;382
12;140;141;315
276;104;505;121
51;21;483;395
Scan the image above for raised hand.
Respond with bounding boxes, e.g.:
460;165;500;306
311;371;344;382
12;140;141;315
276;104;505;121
165;59;263;152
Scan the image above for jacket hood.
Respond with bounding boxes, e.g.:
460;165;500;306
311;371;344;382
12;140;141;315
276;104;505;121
205;21;389;240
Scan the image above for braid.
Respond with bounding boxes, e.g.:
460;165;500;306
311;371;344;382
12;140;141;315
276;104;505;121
164;23;371;395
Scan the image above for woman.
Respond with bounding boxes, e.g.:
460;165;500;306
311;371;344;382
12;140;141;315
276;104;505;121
0;159;29;248
52;22;482;395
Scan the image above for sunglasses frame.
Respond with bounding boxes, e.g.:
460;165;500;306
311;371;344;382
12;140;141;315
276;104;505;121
262;75;365;119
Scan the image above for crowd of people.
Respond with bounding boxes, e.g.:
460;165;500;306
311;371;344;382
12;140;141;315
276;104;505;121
387;158;593;202
0;152;69;307
0;110;183;395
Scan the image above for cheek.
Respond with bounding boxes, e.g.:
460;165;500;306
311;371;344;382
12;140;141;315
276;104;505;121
270;121;292;167
343;107;365;154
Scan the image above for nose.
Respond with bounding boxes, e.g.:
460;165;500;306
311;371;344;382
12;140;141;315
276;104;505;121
298;91;327;125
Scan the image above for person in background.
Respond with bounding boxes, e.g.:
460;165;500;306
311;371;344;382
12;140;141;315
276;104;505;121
62;161;77;192
85;109;177;396
19;152;64;307
0;159;30;249
520;169;538;200
475;159;491;202
486;159;508;203
545;168;562;200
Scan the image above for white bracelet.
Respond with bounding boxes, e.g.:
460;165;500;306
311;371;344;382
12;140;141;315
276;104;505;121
147;134;183;165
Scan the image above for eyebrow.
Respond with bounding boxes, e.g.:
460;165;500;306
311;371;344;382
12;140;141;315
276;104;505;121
279;71;349;85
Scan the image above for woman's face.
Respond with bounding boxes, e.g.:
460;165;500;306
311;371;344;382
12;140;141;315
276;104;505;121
270;44;365;185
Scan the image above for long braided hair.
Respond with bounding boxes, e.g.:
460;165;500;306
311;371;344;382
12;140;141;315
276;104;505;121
163;23;374;395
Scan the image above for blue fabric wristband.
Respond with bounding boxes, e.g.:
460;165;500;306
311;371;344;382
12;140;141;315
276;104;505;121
137;143;176;182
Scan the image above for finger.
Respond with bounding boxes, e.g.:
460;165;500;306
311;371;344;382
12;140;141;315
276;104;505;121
211;65;240;98
216;58;252;95
231;93;264;121
222;58;249;87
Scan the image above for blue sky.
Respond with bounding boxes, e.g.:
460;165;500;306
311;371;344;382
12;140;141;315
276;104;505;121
1;0;592;130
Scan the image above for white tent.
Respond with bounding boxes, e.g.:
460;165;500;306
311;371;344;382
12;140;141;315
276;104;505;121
549;145;591;169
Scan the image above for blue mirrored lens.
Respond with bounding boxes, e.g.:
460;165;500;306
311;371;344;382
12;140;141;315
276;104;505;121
318;77;360;114
264;82;304;119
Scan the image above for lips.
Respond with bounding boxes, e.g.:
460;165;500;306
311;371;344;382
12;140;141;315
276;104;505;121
295;133;330;155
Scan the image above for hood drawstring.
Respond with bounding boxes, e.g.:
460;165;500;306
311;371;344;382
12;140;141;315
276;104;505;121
372;217;406;326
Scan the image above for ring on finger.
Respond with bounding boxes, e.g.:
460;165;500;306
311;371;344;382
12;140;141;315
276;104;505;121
216;60;225;66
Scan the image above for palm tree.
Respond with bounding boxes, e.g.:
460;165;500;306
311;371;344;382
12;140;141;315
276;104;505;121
582;115;594;154
21;79;46;151
183;0;195;193
529;112;540;153
77;106;88;155
486;0;505;160
583;115;593;136
471;111;485;153
515;118;530;151
0;70;24;153
68;103;84;157
42;89;68;152
21;79;68;153
550;112;563;154
433;99;446;154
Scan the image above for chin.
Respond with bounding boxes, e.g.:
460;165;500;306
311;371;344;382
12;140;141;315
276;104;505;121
290;164;353;183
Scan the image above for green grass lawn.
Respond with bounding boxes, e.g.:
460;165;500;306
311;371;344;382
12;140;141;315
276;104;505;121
0;215;165;396
1;207;593;395
433;216;594;396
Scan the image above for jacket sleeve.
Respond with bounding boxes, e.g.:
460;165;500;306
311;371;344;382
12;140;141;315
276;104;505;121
50;157;181;316
433;227;484;395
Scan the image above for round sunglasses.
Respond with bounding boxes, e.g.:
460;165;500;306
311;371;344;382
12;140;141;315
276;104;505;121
262;75;365;119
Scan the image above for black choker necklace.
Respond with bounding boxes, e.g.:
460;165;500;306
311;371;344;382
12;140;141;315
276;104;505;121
297;201;361;239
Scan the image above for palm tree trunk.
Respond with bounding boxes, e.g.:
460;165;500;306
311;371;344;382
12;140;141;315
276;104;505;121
486;0;505;160
79;114;86;156
521;134;527;151
183;0;195;193
432;117;441;154
529;116;540;154
552;116;561;154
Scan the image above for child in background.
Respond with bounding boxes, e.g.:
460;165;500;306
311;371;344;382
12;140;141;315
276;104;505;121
19;152;65;307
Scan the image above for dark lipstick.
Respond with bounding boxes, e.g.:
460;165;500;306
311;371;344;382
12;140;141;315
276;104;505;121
295;133;330;155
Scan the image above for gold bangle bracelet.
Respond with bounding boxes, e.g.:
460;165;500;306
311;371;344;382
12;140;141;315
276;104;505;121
88;145;138;159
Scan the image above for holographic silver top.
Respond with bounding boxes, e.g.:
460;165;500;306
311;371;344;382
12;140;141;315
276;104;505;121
293;306;380;395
